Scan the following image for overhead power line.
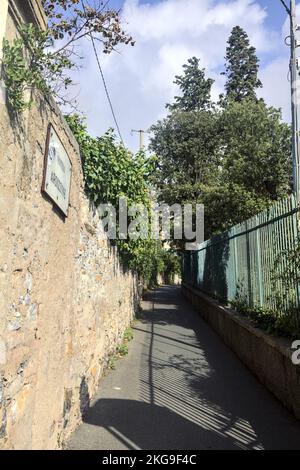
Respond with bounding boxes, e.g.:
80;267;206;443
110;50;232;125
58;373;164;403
279;0;291;15
81;0;124;145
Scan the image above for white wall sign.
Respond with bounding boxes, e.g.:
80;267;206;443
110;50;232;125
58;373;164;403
42;124;72;216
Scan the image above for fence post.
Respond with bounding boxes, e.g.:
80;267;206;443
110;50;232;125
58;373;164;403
256;216;263;306
233;227;238;298
245;221;253;306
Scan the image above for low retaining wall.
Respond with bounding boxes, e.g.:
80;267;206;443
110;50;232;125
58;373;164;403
182;283;300;420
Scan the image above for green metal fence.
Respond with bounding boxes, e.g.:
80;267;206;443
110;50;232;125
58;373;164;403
183;194;300;331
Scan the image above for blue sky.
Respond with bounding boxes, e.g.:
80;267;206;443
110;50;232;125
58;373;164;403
259;0;287;29
135;0;287;31
72;0;297;151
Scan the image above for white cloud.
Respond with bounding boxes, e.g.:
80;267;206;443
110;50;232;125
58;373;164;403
74;0;289;152
257;4;300;123
259;58;291;122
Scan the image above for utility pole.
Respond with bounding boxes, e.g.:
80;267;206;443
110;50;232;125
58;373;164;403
289;0;300;329
289;0;300;198
131;129;146;151
280;0;300;197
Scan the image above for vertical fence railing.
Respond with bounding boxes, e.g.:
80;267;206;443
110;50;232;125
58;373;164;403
183;194;300;330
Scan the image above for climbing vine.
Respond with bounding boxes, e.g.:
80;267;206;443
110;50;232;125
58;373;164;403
66;114;181;285
1;0;134;112
2;24;72;111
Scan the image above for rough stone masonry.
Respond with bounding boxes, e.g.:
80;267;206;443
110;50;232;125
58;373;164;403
0;0;139;449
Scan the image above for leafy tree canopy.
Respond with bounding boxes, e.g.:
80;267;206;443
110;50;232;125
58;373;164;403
219;100;292;201
150;109;220;195
150;44;292;241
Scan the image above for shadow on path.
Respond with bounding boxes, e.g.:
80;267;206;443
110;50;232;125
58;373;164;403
83;398;239;450
79;286;300;450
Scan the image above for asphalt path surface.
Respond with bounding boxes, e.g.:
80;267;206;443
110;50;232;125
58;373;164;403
68;286;300;450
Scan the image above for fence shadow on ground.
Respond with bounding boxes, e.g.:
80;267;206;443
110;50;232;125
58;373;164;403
82;397;238;450
83;286;300;450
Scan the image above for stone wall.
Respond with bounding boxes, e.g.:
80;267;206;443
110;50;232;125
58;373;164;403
0;1;139;449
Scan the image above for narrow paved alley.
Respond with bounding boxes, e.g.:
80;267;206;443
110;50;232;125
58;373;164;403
68;286;300;450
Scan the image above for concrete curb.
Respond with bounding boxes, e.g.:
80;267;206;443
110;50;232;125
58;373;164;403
182;282;300;420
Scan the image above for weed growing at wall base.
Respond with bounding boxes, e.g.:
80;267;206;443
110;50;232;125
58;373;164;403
107;325;135;370
231;299;300;339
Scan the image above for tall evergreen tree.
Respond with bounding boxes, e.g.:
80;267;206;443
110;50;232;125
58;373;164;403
222;26;262;102
167;57;214;112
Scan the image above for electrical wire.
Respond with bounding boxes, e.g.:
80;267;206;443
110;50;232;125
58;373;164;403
81;0;124;145
279;0;291;16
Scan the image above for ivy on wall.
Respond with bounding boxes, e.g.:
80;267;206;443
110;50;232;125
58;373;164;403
66;115;181;286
